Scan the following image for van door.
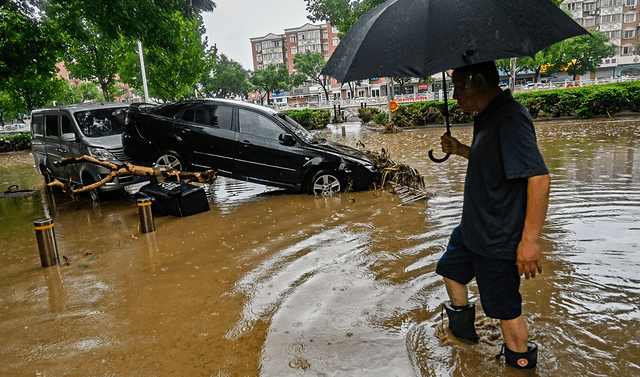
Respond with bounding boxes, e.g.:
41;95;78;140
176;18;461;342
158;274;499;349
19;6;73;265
30;114;47;174
43;112;67;181
59;113;82;185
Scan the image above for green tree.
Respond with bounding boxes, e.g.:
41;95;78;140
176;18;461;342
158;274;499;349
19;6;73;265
119;12;211;102
293;50;332;101
546;31;616;80
0;3;67;113
250;64;298;105
305;0;385;36
201;53;251;98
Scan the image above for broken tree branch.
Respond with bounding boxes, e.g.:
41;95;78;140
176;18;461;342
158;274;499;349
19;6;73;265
49;155;217;195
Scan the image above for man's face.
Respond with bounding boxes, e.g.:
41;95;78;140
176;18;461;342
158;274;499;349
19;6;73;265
452;72;483;113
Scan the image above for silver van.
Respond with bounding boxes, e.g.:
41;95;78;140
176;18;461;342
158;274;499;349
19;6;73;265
30;102;136;200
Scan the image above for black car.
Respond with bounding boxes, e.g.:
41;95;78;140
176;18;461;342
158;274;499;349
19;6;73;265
123;99;381;195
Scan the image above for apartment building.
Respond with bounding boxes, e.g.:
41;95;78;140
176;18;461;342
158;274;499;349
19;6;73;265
250;23;383;104
563;0;640;76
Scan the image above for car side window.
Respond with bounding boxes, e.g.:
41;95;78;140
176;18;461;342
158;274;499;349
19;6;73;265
32;115;44;135
190;105;233;130
45;115;59;137
61;115;74;134
238;109;284;140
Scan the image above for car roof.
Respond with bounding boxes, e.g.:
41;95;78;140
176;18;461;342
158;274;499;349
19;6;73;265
32;102;130;114
148;98;280;115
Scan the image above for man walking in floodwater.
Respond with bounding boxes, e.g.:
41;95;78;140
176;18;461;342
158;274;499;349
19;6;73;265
435;61;550;369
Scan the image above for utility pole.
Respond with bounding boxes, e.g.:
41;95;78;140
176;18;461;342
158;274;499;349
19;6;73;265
137;40;150;103
509;57;516;92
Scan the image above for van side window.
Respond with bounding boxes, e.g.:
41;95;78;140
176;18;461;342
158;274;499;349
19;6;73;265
61;115;74;134
45;115;59;137
32;115;44;135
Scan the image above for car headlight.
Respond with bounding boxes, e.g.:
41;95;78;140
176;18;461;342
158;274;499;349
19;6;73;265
87;146;117;161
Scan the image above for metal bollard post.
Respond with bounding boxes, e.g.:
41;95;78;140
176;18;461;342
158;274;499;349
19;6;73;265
341;125;346;136
34;218;60;267
137;197;155;233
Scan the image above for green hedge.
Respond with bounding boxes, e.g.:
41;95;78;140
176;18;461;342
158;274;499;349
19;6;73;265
360;81;640;127
0;132;31;153
283;109;332;130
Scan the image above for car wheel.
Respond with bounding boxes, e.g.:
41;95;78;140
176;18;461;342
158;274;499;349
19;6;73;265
309;170;342;195
155;152;184;171
83;175;102;202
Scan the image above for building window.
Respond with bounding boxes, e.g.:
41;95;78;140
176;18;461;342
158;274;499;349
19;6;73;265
624;13;636;22
602;0;624;6
255;44;261;52
323;43;329;51
584;18;596;26
584;2;596;11
291;46;297;55
601;14;623;22
290;35;296;43
332;38;340;46
603;30;622;38
256;55;262;62
332;26;338;33
626;0;636;5
622;45;633;55
624;29;635;38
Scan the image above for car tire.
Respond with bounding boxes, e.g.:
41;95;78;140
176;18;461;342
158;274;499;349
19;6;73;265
308;170;342;195
155;151;185;171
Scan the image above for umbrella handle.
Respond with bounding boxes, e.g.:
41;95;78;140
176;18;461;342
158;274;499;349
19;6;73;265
428;150;450;163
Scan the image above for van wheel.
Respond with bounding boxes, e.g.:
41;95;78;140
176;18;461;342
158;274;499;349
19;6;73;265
308;170;342;195
83;175;102;202
155;152;185;171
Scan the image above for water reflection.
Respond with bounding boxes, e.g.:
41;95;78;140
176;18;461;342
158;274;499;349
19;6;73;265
0;119;639;376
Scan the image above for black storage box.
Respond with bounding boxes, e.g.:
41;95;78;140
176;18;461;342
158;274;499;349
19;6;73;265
138;181;209;217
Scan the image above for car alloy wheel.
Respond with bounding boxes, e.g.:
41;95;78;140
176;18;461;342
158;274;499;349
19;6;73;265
310;170;341;196
155;153;183;171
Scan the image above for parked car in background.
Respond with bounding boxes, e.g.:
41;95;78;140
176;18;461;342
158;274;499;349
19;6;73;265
30;102;136;201
123;99;381;195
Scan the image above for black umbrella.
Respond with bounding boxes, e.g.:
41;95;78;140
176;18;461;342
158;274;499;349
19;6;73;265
322;0;588;162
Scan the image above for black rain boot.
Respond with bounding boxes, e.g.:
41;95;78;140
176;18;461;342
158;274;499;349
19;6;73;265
442;301;479;343
496;342;538;369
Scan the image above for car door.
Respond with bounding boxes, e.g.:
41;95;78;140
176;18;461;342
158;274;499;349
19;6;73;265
234;108;306;186
43;112;67;181
174;103;236;174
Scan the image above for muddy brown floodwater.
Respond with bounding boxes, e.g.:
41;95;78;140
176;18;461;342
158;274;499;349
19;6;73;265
1;118;639;377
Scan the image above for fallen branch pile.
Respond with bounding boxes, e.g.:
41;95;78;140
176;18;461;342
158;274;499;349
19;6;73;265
363;148;425;190
49;155;216;195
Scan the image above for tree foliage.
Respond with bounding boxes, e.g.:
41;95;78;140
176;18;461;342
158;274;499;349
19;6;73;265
200;52;251;99
0;2;67;112
250;64;300;105
546;31;616;80
305;0;385;36
293;51;331;101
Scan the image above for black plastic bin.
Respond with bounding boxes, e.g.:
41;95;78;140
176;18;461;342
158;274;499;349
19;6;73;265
138;181;209;217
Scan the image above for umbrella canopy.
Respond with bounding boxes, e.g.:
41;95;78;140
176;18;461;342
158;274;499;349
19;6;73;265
322;0;589;82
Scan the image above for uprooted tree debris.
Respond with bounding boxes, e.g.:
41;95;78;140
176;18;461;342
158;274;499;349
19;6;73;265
363;148;425;189
48;155;217;195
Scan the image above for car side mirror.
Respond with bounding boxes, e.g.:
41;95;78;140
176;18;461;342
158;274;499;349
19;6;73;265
61;132;78;142
278;133;295;146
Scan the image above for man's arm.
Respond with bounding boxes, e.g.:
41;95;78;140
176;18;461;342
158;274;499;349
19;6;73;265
517;173;551;279
440;133;470;159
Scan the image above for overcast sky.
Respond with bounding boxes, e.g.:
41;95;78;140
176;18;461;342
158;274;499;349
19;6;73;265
202;0;318;70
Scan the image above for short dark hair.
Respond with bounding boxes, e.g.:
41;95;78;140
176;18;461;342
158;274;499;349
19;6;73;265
453;61;500;88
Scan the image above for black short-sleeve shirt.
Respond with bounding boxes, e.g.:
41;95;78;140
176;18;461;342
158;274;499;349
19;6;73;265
460;90;549;260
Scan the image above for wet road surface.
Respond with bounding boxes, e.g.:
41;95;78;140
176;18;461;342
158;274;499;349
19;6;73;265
1;118;639;376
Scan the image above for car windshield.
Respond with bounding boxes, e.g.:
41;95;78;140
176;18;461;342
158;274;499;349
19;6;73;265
277;113;326;144
74;107;128;137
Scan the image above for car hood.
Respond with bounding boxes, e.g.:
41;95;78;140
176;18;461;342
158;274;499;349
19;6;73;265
308;140;374;164
82;134;124;149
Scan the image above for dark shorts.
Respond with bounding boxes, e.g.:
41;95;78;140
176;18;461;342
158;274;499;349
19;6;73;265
436;226;522;320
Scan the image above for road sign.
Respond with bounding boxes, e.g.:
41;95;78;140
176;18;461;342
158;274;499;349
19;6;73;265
390;100;399;112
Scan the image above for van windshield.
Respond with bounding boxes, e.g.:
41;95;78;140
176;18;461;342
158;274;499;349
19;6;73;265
74;107;128;137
